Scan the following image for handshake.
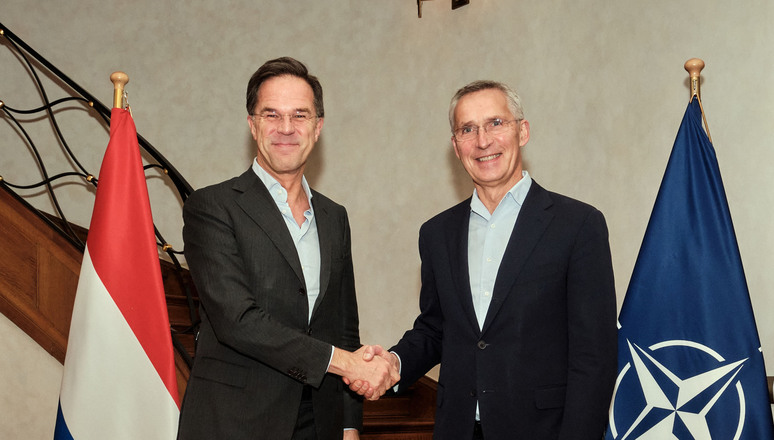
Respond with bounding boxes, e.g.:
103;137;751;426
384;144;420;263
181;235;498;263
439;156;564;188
330;345;400;401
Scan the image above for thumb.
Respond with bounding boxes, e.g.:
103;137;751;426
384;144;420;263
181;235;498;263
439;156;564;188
362;345;375;361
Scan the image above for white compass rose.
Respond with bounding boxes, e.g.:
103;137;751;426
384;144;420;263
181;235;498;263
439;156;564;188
608;339;747;439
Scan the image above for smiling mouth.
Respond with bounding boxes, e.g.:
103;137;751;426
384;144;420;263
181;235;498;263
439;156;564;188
272;141;300;148
477;153;501;162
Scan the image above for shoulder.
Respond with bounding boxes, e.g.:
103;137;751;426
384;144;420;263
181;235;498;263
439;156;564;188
311;189;349;220
527;181;609;241
183;172;260;221
188;176;238;200
529;180;602;218
310;189;343;209
186;170;256;204
419;198;470;236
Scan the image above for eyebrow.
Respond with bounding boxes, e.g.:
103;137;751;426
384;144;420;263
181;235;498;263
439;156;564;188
257;106;313;115
457;116;507;127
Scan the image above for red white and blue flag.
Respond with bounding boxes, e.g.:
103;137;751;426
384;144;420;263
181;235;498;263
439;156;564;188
54;108;180;440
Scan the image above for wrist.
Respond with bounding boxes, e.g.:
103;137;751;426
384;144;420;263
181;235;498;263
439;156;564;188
328;347;352;377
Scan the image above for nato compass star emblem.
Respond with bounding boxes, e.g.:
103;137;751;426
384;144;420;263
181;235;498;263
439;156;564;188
607;339;748;439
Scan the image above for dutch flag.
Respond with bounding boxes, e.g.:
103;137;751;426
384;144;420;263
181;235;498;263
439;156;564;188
53;108;180;440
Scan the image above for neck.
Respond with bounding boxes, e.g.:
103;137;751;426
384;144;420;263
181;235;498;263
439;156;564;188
277;176;311;227
474;173;524;214
279;175;309;209
475;187;508;214
264;166;305;198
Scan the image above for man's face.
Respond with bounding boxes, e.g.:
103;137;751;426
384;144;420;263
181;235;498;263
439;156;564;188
247;75;323;181
451;88;529;193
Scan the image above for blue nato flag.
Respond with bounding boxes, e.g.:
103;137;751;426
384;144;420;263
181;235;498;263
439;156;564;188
605;99;774;439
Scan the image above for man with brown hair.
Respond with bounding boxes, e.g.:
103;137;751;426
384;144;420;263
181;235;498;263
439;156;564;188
178;57;398;440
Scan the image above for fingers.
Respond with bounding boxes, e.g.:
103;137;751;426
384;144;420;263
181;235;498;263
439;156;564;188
362;354;400;400
337;345;401;401
360;344;385;361
348;379;365;392
347;379;377;400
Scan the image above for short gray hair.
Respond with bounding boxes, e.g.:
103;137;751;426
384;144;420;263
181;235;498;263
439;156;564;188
448;80;525;130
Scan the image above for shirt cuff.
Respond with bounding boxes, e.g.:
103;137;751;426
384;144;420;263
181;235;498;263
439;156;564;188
390;351;402;392
326;345;334;371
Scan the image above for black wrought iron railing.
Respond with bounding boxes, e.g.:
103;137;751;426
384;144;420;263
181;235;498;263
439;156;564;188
0;22;197;367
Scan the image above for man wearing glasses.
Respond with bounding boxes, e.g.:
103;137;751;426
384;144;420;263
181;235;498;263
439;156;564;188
354;80;617;439
177;57;398;440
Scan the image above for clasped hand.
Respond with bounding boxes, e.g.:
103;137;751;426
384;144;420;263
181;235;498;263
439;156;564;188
341;345;400;401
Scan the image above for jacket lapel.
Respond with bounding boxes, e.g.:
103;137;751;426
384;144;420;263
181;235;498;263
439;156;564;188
446;199;482;335
310;194;331;319
481;182;553;334
233;170;306;285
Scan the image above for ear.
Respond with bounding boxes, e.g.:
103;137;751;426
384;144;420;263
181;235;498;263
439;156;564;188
452;136;462;160
518;120;530;147
313;117;324;142
247;115;258;140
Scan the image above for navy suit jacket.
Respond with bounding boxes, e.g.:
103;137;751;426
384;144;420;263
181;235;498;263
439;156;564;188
391;181;617;440
177;169;361;440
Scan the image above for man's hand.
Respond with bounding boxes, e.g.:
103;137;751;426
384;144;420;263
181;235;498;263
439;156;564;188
329;346;400;401
343;345;401;399
343;429;360;440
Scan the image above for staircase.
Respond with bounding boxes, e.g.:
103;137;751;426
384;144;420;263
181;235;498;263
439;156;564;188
361;376;436;439
0;184;196;400
0;183;435;438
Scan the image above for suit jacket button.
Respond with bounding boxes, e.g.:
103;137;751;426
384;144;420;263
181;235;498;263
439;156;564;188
477;340;488;350
306;328;312;335
299;288;306;295
470;390;477;397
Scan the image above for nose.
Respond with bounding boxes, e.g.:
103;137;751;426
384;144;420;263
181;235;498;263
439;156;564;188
277;115;296;134
475;126;491;148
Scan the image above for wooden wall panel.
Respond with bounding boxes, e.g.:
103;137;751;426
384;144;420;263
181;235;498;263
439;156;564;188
37;246;80;338
0;211;38;304
0;187;82;363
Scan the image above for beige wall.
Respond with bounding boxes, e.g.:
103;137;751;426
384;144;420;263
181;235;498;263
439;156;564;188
2;1;774;437
0;313;61;438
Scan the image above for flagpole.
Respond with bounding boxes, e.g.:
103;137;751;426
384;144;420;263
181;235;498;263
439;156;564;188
684;58;713;143
110;71;128;109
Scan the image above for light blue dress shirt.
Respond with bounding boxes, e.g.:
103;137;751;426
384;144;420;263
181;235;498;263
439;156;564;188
468;170;532;421
252;159;320;324
468;171;532;329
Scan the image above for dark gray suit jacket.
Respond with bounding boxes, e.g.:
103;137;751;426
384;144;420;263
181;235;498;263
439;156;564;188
177;169;361;440
391;181;617;440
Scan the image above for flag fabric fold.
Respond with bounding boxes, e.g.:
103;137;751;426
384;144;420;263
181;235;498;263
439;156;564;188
605;99;774;439
54;108;180;440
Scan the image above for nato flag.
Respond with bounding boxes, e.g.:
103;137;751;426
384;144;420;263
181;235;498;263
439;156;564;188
605;99;774;439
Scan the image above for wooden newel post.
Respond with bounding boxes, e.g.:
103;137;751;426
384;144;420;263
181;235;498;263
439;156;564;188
110;71;129;109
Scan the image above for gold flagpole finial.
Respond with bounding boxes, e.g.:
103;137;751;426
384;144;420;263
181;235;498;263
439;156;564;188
684;58;712;143
110;72;129;109
684;58;704;101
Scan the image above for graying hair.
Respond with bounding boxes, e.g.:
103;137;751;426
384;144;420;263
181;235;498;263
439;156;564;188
448;80;524;130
